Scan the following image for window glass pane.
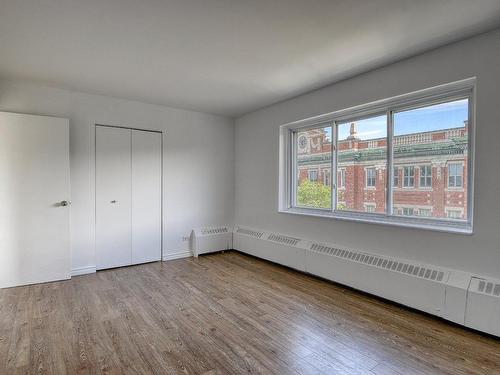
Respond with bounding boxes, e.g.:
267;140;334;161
418;208;432;217
393;98;469;220
393;167;399;187
295;125;332;209
337;115;387;213
420;165;432;188
338;168;346;188
403;166;414;187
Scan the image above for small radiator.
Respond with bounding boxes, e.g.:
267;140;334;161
191;226;233;257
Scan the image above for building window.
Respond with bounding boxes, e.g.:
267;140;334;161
393;167;399;187
366;168;376;188
418;208;432;217
403;166;414;188
448;163;463;188
401;207;414;216
420;165;432;188
281;79;474;233
308;170;318;182
365;204;376;213
323;170;330;186
338;169;346;188
447;209;463;219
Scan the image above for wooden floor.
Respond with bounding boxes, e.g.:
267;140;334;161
0;252;499;374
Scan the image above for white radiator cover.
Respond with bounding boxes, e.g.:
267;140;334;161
465;277;500;337
191;226;233;257
232;225;500;337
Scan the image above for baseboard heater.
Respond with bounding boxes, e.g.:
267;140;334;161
191;226;233;257
232;225;500;338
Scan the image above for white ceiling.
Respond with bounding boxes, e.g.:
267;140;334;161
1;1;500;117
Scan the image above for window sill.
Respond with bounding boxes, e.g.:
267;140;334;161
279;207;473;235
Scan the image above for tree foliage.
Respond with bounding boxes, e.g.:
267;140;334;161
297;180;331;209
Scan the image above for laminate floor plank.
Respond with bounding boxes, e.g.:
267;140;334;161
0;251;499;374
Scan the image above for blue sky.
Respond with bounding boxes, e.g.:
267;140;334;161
333;98;468;140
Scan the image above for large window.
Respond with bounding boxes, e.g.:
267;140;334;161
280;79;474;233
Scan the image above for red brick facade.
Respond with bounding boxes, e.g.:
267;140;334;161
297;123;468;219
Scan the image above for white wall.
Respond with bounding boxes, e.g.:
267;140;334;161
0;80;234;272
234;29;500;279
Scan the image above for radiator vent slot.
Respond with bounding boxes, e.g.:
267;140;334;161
200;227;229;236
236;227;264;238
476;279;500;297
310;243;445;282
268;233;300;246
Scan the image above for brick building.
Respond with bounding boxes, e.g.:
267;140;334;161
297;122;468;219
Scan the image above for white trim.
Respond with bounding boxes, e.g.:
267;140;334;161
71;265;96;277
162;251;192;261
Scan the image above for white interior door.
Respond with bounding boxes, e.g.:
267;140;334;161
95;126;132;270
0;112;71;288
131;130;162;264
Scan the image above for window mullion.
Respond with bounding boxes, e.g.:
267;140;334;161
290;130;297;208
332;123;337;212
387;110;394;216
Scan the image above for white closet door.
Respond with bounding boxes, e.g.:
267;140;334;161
95;126;132;270
131;130;162;264
0;112;71;288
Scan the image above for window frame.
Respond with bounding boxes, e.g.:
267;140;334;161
403;166;415;188
393;167;399;188
323;169;330;186
447;162;464;189
338;168;346;189
365;167;376;188
308;169;318;182
419;165;432;189
279;78;475;234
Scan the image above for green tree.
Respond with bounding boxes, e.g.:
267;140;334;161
297;180;331;209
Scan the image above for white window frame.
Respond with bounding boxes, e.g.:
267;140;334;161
448;162;464;189
364;203;376;213
365;167;376;189
403;166;415;188
308;169;318;182
446;207;464;219
418;208;432;217
278;78;475;234
419;165;432;188
393;167;399;188
338;168;346;189
323;169;330;186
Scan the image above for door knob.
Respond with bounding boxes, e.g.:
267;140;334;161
110;200;117;204
60;200;71;206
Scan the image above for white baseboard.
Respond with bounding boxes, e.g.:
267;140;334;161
71;265;97;277
162;251;192;261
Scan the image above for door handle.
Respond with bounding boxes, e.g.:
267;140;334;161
110;200;117;204
60;200;71;206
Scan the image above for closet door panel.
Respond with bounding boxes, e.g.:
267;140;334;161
131;130;162;264
96;126;132;269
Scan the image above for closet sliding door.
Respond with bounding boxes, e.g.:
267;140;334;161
95;126;132;270
96;126;162;270
131;130;162;264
